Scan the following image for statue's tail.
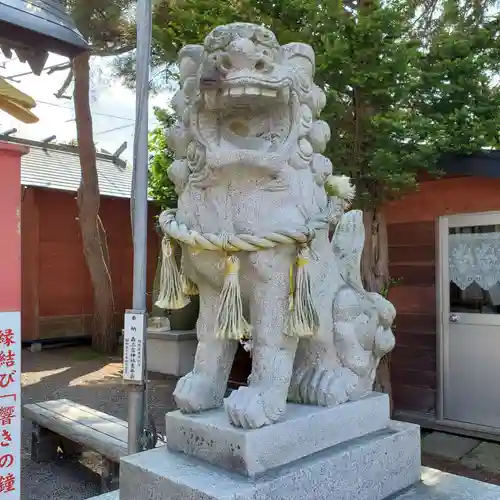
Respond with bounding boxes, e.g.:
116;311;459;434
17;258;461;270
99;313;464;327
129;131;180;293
331;209;365;291
332;209;396;357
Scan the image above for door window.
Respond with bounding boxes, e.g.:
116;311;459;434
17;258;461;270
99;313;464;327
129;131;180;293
449;224;500;314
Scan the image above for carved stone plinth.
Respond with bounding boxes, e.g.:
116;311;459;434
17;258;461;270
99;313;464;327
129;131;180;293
165;393;390;477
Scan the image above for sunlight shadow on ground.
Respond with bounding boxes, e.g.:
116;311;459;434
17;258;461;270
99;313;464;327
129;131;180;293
68;362;123;387
421;468;446;486
22;367;70;386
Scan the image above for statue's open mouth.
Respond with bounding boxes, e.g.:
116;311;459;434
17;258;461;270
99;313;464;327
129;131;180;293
197;75;297;155
201;75;291;110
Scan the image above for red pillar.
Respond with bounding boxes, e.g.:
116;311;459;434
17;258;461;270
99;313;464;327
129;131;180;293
0;142;26;311
0;141;28;499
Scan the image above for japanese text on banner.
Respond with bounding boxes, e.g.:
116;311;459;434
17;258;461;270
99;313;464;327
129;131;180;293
0;313;21;498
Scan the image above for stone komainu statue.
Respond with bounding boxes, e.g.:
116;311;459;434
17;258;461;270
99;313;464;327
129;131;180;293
156;23;396;429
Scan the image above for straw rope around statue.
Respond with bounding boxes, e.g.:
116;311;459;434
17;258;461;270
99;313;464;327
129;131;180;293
155;175;356;344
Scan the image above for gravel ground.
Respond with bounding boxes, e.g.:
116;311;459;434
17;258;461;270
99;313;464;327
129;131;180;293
21;346;500;500
21;346;177;500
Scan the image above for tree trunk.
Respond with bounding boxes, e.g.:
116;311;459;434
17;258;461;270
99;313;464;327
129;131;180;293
361;209;389;293
361;209;394;413
73;52;116;354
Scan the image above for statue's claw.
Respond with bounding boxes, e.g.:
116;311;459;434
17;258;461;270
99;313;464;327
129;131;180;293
288;366;358;407
173;371;224;413
225;386;286;429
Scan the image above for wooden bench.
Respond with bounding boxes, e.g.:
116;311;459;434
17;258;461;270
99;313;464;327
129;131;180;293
23;399;162;492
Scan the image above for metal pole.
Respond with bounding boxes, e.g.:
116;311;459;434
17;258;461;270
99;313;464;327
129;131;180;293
128;0;152;455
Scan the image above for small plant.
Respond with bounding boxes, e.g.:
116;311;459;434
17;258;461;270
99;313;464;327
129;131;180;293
380;277;403;299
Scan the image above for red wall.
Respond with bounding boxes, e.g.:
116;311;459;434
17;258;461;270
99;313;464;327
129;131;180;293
385;176;500;223
384;175;500;414
21;187;160;341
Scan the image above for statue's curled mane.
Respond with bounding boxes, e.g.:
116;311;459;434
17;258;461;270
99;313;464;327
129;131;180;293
166;23;333;201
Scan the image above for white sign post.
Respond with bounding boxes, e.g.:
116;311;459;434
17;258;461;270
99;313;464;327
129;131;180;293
0;312;20;499
123;310;147;384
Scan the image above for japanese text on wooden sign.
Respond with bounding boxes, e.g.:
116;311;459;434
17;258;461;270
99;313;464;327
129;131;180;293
123;310;146;383
0;312;20;499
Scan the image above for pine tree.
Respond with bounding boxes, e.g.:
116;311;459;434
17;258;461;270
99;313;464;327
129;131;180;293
62;1;135;353
126;0;500;395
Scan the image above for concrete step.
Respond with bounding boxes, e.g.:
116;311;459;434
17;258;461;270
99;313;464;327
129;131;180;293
85;468;500;500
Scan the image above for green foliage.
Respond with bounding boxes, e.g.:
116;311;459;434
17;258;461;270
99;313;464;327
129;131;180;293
148;108;177;209
64;0;135;52
135;0;500;209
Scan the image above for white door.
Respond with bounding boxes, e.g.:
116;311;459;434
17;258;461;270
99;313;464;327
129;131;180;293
439;212;500;429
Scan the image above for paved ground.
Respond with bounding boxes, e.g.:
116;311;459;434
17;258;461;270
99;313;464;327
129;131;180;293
21;346;177;500
421;431;500;485
21;346;500;500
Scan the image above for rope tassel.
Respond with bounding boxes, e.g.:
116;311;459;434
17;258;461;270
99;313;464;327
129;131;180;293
155;236;190;310
287;245;319;338
215;254;251;341
181;270;199;296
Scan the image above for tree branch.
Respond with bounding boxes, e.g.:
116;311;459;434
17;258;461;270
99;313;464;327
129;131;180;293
92;44;135;57
47;62;71;74
54;69;74;99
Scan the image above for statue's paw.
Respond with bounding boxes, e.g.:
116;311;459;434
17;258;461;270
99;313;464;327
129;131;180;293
173;371;223;413
225;386;286;429
288;366;358;407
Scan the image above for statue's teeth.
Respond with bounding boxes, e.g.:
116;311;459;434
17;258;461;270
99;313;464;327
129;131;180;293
230;87;245;97
261;89;277;97
244;86;260;96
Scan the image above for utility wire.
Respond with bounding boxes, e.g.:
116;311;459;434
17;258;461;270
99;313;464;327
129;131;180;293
36;99;139;121
5;61;168;85
3;65;162;129
34;99;160;128
95;123;134;136
1;56;19;66
2;62;70;80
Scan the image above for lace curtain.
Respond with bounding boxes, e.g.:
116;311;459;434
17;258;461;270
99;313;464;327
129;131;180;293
449;232;500;291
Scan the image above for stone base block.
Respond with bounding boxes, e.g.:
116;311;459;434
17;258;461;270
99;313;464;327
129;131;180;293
119;421;421;500
88;469;500;500
166;393;390;476
146;329;196;376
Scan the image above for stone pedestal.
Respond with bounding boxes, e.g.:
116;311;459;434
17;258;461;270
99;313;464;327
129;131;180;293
87;468;500;500
118;393;423;500
86;393;500;500
165;392;391;476
146;329;197;377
